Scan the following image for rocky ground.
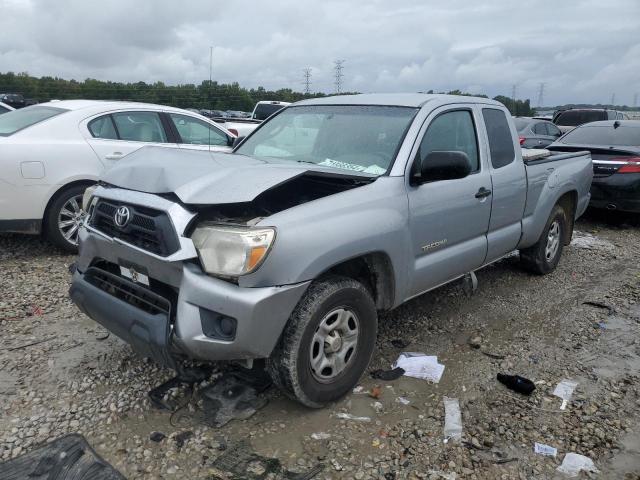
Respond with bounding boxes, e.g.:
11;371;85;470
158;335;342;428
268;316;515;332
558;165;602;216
0;210;639;479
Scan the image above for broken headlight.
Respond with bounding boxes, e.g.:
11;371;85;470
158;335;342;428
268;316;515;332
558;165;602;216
191;224;276;277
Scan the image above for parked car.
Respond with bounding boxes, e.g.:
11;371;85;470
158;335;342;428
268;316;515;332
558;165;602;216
251;100;291;120
514;117;563;148
548;120;640;213
0;93;26;109
553;108;629;134
70;93;592;407
0;102;15;114
0;100;236;251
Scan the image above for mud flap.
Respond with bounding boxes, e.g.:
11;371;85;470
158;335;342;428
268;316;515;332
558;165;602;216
0;434;125;480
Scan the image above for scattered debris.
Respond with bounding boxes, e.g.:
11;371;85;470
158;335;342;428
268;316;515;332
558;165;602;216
352;385;365;393
174;430;193;449
534;442;558;457
210;440;323;479
493;457;518;464
148;364;214;411
497;373;536;395
369;386;382;399
570;231;614;251
0;433;125;479
468;335;483;349
200;373;268;427
553;379;578;410
481;350;506;360
370;367;405;381
149;431;166;442
7;336;56;351
310;432;331;440
335;413;371;422
556;453;599;477
371;401;384;413
443;397;462;443
396;396;410;405
393;353;445;383
427;470;457;480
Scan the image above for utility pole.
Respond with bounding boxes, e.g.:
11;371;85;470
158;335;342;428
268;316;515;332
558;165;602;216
633;93;638;109
334;60;345;94
610;93;615;106
303;68;312;95
511;84;517;115
536;82;545;108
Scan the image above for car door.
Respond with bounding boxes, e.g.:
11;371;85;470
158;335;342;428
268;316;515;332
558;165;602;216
406;106;492;297
479;107;527;263
531;122;553;147
165;113;233;152
545;122;563;145
85;110;174;168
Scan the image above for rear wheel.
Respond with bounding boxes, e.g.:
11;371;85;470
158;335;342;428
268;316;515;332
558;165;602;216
44;184;90;252
520;204;567;275
267;276;378;408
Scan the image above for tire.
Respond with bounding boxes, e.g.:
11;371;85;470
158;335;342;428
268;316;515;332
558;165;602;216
267;275;378;408
519;204;567;275
44;184;91;253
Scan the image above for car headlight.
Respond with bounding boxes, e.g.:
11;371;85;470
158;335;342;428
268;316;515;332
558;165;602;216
191;224;276;277
82;185;98;211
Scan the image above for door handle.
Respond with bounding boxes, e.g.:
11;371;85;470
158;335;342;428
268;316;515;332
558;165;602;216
105;152;124;160
475;187;492;199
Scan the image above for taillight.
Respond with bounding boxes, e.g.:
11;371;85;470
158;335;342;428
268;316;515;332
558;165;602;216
228;128;239;137
613;156;640;173
519;137;526;145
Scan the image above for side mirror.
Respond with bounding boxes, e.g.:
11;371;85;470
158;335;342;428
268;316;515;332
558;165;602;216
414;151;472;184
232;136;246;148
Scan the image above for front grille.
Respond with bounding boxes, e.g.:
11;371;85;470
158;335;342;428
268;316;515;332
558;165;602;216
90;199;180;256
84;267;171;316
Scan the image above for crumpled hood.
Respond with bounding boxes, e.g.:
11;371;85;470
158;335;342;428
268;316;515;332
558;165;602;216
101;146;362;204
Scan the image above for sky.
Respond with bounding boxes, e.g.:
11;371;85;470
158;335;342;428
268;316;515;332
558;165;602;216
1;0;639;106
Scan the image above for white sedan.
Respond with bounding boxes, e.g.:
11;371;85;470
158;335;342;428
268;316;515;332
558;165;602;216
0;100;236;251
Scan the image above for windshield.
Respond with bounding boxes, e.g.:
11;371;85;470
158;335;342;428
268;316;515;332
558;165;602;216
559;124;640;146
237;105;418;175
0;106;67;136
253;103;287;120
554;110;606;127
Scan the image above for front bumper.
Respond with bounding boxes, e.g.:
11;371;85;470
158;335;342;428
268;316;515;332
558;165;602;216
590;173;640;213
71;223;310;367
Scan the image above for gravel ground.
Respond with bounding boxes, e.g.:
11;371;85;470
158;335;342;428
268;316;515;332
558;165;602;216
0;210;639;479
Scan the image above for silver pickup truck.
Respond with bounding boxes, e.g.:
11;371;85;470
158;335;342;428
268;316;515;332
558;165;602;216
70;94;592;407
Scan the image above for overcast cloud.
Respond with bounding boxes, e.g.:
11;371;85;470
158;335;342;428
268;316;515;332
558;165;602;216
1;0;639;105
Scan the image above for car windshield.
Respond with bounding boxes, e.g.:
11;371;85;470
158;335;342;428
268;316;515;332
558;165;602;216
559;124;640;146
253;103;287;120
237;105;418;175
0;106;67;136
554;110;606;126
513;118;531;132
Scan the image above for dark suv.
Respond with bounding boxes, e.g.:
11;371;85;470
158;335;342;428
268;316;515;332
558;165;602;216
0;93;26;109
553;108;629;133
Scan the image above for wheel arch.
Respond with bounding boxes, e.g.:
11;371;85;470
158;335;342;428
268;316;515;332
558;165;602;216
42;179;97;231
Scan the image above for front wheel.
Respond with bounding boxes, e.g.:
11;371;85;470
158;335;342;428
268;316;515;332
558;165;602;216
44;184;91;253
519;204;567;275
267;276;378;408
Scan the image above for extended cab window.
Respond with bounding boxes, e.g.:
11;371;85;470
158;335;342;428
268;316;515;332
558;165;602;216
482;108;515;169
168;113;228;146
111;111;167;143
416;110;479;172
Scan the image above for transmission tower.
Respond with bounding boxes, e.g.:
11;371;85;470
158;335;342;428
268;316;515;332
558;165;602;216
302;68;312;95
634;93;638;109
536;83;545;108
610;93;616;106
511;84;517;115
334;60;345;94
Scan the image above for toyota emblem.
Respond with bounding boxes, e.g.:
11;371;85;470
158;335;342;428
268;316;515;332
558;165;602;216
114;206;131;228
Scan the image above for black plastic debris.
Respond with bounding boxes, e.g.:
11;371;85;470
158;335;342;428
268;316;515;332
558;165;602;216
583;301;615;316
174;430;194;449
149;431;166;442
370;367;405;381
210;440;323;480
0;434;125;480
391;339;410;349
497;373;536;395
148;364;214;411
201;374;268;427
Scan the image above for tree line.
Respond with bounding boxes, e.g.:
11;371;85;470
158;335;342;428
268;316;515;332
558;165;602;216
1;71;535;115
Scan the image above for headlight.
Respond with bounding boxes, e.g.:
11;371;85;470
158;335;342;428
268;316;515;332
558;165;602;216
82;185;98;211
191;224;276;277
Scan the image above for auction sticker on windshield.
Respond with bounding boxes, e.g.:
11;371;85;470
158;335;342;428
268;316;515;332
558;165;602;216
319;159;386;175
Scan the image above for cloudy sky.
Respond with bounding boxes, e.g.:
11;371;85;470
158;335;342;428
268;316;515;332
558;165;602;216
1;0;639;106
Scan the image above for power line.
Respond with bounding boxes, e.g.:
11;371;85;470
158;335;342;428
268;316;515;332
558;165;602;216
334;60;345;94
536;82;545;108
302;67;312;95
